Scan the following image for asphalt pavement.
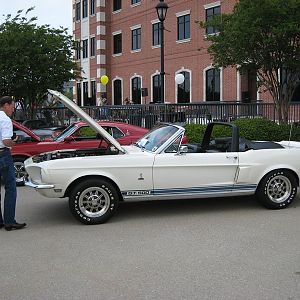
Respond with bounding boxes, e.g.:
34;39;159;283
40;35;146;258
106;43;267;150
1;186;300;300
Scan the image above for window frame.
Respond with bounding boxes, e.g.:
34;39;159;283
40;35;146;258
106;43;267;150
131;26;141;51
152;22;161;47
90;36;96;57
205;5;221;35
82;39;88;59
177;14;190;41
82;0;88;18
113;32;122;55
75;2;81;21
90;0;95;15
113;0;122;12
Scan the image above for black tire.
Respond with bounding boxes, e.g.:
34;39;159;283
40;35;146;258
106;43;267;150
69;179;119;224
13;157;27;186
256;169;298;209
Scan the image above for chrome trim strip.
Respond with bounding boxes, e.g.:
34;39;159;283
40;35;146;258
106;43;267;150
25;181;55;189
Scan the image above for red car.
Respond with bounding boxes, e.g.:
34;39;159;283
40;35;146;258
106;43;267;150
12;120;148;185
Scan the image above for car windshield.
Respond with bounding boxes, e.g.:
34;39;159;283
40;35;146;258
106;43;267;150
54;124;78;142
136;124;179;152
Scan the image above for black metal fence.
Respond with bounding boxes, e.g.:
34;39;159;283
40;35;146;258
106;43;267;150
38;101;300;129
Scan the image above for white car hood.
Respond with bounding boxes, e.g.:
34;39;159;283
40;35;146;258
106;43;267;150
48;89;125;153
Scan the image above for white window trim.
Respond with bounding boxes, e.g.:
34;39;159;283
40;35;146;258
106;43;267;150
176;38;191;44
203;65;223;102
112;30;122;36
130;24;141;30
176;10;191;18
175;68;192;104
204;1;221;10
130;74;143;104
112;77;123;105
131;1;141;8
151;19;160;24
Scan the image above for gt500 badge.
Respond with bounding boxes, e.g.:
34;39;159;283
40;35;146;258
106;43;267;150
126;190;152;196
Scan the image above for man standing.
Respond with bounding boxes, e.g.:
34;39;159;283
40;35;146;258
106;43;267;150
0;96;26;231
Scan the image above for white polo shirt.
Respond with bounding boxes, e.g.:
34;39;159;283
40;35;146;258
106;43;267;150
0;110;13;148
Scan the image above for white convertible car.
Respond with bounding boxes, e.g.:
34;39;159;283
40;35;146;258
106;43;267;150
25;90;300;224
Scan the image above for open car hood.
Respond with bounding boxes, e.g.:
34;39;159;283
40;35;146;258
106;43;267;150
48;90;125;153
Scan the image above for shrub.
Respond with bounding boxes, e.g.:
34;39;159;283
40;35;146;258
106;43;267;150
184;118;300;143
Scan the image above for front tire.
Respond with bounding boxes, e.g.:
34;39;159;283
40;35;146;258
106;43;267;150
256;169;298;209
13;157;27;186
69;179;119;224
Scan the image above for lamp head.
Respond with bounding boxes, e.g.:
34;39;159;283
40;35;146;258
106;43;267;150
156;0;169;22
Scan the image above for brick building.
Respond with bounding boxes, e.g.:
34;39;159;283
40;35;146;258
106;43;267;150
72;0;271;106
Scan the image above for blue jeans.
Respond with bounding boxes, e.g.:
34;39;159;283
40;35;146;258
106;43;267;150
0;149;17;225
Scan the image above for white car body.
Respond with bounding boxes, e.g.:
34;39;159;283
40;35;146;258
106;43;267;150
25;90;300;224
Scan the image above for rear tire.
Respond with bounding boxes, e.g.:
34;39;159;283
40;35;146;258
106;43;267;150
69;179;119;224
256;169;297;209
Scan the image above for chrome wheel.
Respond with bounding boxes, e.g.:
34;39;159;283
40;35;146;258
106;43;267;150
14;161;27;184
78;186;111;218
266;175;292;203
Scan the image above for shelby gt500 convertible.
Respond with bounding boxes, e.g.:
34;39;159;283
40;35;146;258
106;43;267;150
25;90;300;225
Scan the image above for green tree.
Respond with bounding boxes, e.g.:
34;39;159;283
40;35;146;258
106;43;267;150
200;0;300;123
0;8;79;118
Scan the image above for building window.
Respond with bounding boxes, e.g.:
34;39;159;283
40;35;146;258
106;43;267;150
131;0;140;4
82;0;88;18
113;80;122;105
206;5;221;35
82;39;88;58
75;41;81;60
90;37;96;57
91;81;96;106
76;2;81;21
83;82;89;105
206;68;220;101
177;14;190;41
132;27;141;51
152;22;161;46
90;0;95;15
77;82;81;104
131;77;141;104
113;0;121;12
177;71;190;103
152;75;162;103
113;33;122;54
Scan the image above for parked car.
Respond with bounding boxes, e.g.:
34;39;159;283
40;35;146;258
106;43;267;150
13;120;64;140
24;90;300;225
12;118;148;185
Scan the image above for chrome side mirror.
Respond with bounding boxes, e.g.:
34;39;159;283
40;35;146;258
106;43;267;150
178;145;188;154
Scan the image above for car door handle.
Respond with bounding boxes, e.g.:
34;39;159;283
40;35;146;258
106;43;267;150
226;155;238;160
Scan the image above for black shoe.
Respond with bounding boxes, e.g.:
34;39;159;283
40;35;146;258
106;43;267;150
5;222;27;231
0;224;4;229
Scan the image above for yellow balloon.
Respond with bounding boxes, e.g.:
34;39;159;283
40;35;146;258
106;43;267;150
100;75;109;85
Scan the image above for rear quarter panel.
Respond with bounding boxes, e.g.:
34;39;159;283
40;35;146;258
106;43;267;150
237;149;300;186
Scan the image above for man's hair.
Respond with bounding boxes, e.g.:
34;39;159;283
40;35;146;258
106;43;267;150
0;96;14;107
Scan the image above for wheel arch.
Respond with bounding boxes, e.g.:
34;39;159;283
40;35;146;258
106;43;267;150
64;175;124;201
12;154;30;161
256;168;299;191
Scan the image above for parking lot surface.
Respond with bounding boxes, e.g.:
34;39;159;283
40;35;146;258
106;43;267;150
1;186;300;300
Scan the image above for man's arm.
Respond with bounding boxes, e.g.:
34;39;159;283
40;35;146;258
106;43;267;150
3;136;18;147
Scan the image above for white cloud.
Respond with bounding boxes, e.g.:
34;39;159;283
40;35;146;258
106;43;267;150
0;0;72;34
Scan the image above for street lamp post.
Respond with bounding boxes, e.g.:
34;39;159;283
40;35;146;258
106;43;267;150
156;0;169;103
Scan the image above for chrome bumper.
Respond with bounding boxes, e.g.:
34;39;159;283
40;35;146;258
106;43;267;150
25;180;55;189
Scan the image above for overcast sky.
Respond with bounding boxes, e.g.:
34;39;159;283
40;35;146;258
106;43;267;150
0;0;73;34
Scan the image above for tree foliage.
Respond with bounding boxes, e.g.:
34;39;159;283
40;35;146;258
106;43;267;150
0;8;79;118
201;0;300;123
